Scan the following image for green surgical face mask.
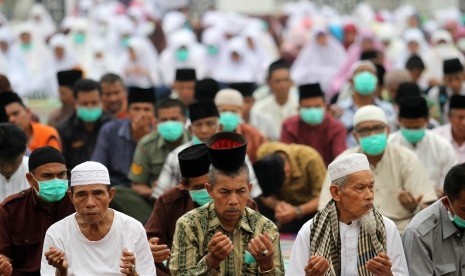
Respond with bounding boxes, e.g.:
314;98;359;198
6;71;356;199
189;188;211;206
176;48;189;62
401;127;426;144
359;133;387;156
77;107;103;123
20;42;33;52
192;135;202;145
207;45;219;56
121;37;130;48
219;112;240;132
157;121;184;142
33;177;68;202
353;71;378;95
300;107;325;125
74;32;86;45
447;197;465;228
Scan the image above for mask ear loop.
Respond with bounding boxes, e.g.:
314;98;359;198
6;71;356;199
30;174;40;194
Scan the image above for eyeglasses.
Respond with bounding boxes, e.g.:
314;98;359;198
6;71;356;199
355;124;386;137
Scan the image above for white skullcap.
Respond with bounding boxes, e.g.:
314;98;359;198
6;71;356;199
71;161;110;186
350;60;376;76
214;89;244;107
328;153;370;182
353;105;388;127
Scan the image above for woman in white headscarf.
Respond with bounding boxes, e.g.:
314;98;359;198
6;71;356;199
423;29;465;83
394;28;430;69
28;3;56;42
201;27;225;78
241;18;279;83
291;27;346;93
122;37;160;88
159;29;207;86
84;42;116;81
49;33;80;72
0;27;28;92
13;23;55;98
213;36;259;83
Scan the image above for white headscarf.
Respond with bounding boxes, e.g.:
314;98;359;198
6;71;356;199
49;33;79;72
122;37;160;88
28;4;56;42
201;27;226;78
213;36;259;83
291;27;346;92
159;29;207;86
394;28;430;69
424;29;465;80
13;23;56;97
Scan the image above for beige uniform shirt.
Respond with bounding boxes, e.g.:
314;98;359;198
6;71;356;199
318;144;438;232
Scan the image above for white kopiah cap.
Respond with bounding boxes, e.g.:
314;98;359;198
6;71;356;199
328;153;371;182
353;105;388;127
71;161;111;186
214;89;244;107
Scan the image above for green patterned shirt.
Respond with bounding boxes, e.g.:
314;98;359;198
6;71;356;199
169;202;284;275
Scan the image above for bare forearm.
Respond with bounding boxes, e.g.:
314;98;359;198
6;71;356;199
260;196;280;210
299;197;319;215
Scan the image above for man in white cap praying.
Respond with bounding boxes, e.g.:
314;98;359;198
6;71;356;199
40;161;156;276
287;153;408;275
318;105;437;232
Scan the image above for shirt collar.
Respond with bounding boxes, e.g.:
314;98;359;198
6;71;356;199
440;202;461;239
117;119;133;141
207;201;253;233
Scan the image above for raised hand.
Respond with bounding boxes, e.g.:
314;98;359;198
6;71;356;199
149;237;171;263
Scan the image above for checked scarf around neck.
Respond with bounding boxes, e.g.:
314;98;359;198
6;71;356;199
309;200;387;276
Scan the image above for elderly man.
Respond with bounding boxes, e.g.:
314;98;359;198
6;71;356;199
169;132;284;275
402;163;465;275
214;88;267;162
41;161;156;275
0;123;28;201
335;61;396;147
287;153;408;275
318;105;437;232
155;100;262;200
145;144;257;276
389;96;457;194
0;146;74;275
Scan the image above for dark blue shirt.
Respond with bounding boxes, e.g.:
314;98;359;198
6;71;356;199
91;119;136;187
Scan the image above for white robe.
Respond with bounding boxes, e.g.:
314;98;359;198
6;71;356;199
286;216;408;276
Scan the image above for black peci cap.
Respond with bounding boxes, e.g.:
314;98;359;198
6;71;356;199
178;144;211;178
206;132;247;172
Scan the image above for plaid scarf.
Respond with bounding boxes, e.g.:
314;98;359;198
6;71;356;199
309;200;387;276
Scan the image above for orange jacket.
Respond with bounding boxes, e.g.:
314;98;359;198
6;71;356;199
28;122;62;152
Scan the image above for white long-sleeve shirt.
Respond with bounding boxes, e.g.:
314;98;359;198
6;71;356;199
388;130;458;189
286;216;408;276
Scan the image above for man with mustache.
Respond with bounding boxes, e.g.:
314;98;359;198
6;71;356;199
169;132;284;275
287;153;408;275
